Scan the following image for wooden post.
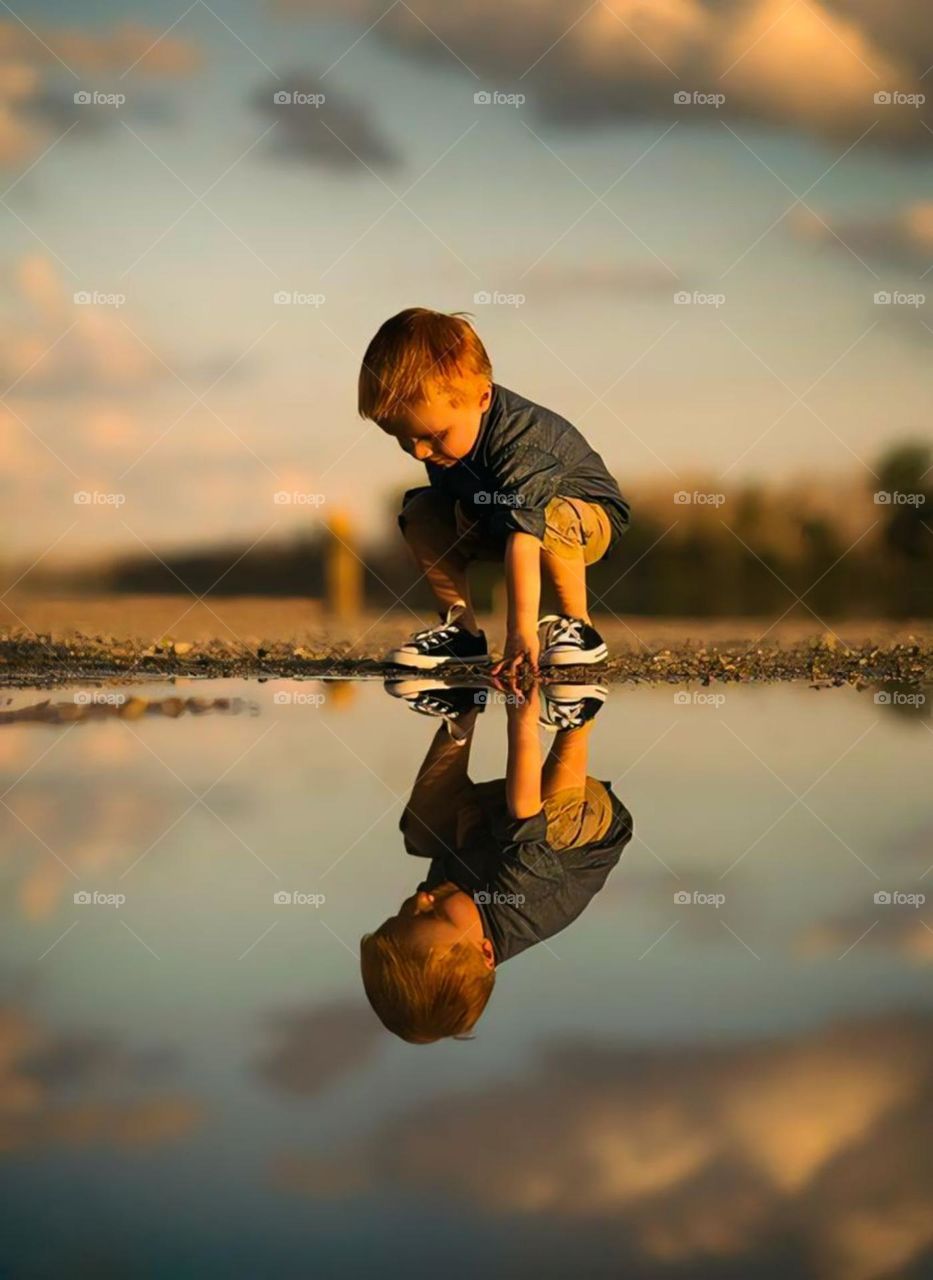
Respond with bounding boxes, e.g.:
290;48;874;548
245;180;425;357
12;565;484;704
326;510;363;621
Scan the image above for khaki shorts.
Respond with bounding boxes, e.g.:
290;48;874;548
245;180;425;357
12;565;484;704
454;777;613;855
400;489;612;566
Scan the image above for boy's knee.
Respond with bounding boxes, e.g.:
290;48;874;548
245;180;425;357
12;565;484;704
542;497;611;565
397;487;457;545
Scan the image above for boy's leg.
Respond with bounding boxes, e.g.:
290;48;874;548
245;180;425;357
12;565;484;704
399;709;479;858
539;498;612;622
398;489;481;634
541;720;592;797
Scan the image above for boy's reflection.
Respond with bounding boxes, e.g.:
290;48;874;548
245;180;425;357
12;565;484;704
360;680;633;1043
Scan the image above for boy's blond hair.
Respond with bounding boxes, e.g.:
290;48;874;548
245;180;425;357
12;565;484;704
360;924;495;1043
358;307;492;425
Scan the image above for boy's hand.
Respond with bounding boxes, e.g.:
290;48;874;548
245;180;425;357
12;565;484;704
492;628;540;686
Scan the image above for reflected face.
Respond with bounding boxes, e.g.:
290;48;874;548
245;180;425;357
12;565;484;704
382;377;492;466
387;885;495;968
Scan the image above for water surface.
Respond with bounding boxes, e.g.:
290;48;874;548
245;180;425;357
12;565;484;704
1;679;931;1278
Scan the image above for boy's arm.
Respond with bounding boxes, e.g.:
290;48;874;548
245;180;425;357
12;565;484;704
492;531;541;680
505;692;542;819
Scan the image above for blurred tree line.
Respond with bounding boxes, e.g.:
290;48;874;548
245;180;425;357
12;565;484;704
64;441;932;619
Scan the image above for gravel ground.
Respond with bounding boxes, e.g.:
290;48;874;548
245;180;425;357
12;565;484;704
1;596;931;688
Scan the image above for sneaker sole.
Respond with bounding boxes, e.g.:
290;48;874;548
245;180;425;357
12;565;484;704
541;644;608;666
385;677;491;698
385;651;493;670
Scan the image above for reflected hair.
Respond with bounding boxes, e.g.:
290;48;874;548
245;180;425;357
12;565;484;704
359;924;495;1044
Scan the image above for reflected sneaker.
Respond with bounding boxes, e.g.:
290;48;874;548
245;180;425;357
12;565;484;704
538;614;608;666
539;683;608;732
386;602;490;670
384;679;488;742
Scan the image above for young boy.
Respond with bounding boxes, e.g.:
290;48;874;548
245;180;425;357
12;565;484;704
357;308;629;676
359;684;633;1043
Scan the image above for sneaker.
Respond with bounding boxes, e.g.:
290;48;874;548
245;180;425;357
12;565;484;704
385;603;490;670
538;614;608;666
384;679;488;742
539;683;608;732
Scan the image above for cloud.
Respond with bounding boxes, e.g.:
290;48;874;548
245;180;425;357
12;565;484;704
0;255;246;398
798;905;933;964
0;19;199;171
255;999;385;1096
270;0;932;145
0;1005;202;1155
273;1013;933;1280
252;72;398;171
790;201;933;270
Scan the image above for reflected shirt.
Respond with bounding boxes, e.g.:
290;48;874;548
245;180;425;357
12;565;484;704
414;785;633;964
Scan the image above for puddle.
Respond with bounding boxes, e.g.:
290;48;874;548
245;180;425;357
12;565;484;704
0;679;931;1277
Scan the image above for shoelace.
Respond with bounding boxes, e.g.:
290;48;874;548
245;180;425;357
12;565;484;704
549;700;585;729
540;614;585;646
411;602;466;647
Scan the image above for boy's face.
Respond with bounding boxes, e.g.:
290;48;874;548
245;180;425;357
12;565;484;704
383;376;492;467
384;884;495;968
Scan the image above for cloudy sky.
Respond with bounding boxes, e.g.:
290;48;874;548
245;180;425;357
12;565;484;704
1;0;931;560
